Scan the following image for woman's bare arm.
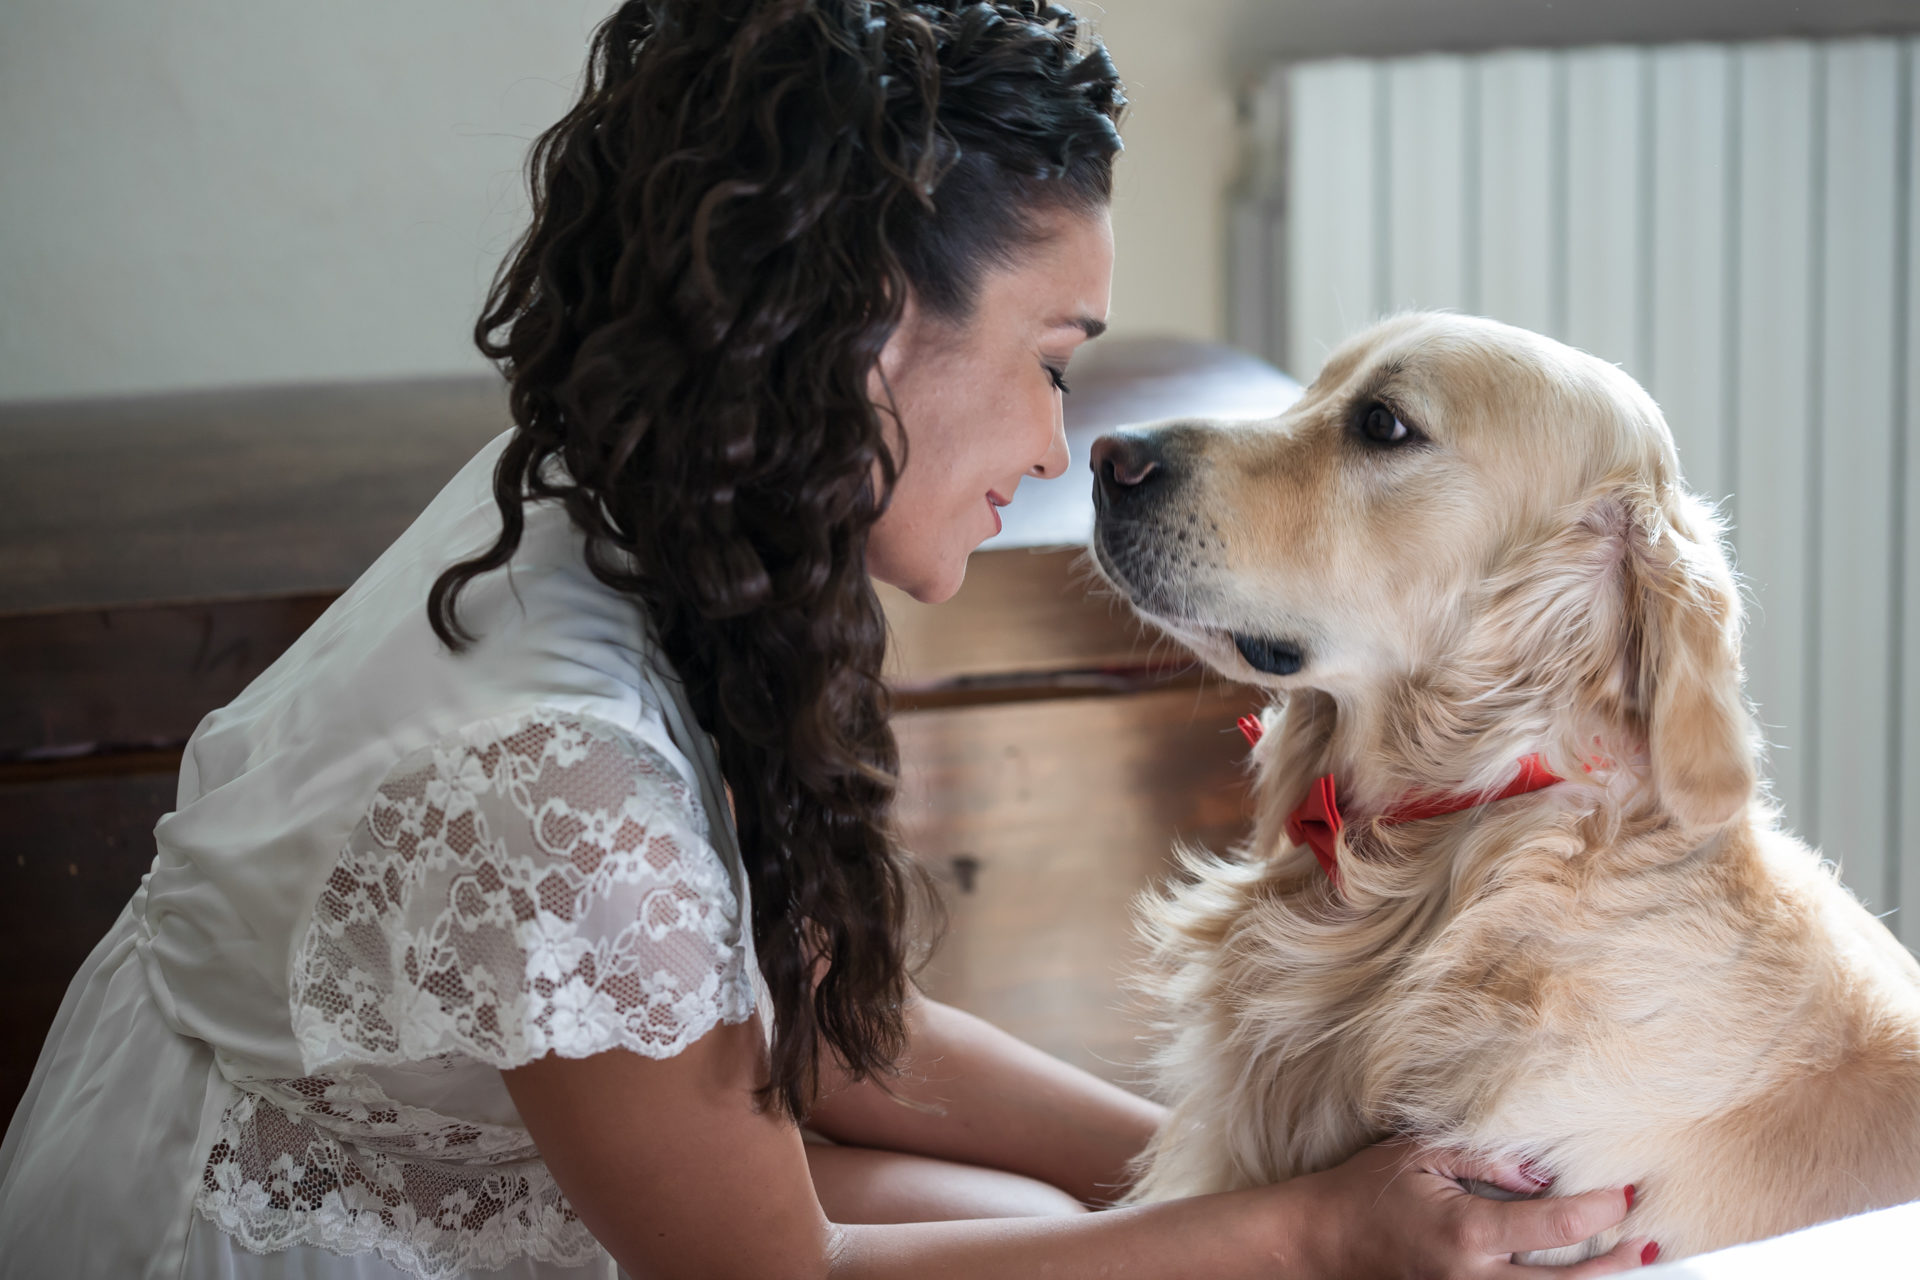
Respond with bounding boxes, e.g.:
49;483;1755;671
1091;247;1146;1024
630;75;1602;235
503;1017;1650;1280
806;995;1165;1205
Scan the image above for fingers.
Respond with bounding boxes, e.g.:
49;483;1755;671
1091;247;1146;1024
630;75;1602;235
1405;1141;1553;1198
1429;1152;1555;1199
1337;1141;1655;1277
1503;1235;1658;1278
1465;1185;1632;1255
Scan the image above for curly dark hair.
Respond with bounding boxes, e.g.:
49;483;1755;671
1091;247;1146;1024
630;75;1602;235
429;0;1124;1120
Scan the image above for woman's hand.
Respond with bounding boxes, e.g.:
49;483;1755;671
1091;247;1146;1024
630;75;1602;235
1293;1139;1653;1278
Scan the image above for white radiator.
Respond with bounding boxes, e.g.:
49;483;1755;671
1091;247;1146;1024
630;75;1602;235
1231;39;1918;942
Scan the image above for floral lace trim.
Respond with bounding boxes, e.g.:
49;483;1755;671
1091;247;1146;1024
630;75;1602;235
196;1075;599;1279
215;709;754;1272
289;707;755;1074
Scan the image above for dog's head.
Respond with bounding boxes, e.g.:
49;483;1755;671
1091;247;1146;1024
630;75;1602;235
1092;312;1755;828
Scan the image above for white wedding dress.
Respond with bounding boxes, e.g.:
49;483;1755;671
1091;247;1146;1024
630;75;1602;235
0;430;758;1278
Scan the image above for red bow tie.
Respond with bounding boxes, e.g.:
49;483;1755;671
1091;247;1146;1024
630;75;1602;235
1237;715;1561;886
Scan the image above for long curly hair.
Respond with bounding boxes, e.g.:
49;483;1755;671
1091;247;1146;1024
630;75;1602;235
429;0;1124;1119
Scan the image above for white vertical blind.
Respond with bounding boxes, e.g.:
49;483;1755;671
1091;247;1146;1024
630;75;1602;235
1901;41;1920;938
1814;40;1904;914
1286;59;1380;376
1240;37;1919;943
1732;44;1819;835
1383;55;1471;314
1474;53;1559;333
1563;48;1646;373
1647;45;1734;506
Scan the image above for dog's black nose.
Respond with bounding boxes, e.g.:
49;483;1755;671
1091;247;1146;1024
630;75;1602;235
1092;432;1170;507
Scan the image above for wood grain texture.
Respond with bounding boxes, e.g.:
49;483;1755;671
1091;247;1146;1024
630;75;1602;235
0;375;511;615
0;768;179;1119
880;548;1158;689
896;681;1263;1085
0;596;332;759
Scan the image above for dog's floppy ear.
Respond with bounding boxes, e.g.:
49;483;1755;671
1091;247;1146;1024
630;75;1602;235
1616;484;1756;828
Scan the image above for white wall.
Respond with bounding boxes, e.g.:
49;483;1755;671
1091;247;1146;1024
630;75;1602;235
0;0;606;402
0;0;1247;404
1067;0;1240;346
15;2;1894;402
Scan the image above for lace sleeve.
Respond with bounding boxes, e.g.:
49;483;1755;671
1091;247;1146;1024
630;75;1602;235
290;708;756;1073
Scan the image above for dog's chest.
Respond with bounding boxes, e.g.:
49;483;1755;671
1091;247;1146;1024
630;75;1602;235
1233;871;1814;1180
1226;890;1606;1176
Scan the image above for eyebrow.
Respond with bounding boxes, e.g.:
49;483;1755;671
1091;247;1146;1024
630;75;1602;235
1056;316;1108;340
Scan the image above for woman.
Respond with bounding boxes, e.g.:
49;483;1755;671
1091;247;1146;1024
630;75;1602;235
0;3;1653;1276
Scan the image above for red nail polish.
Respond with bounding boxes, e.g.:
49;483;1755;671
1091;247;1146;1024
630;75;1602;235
1640;1242;1660;1265
1624;1184;1636;1210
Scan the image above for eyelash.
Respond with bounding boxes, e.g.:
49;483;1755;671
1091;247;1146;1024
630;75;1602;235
1046;365;1071;395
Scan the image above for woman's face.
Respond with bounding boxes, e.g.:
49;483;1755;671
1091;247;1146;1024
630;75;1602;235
866;207;1114;603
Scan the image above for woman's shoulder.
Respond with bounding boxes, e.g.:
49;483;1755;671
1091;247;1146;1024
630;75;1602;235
380;702;711;843
291;699;755;1075
177;429;676;804
145;433;736;1059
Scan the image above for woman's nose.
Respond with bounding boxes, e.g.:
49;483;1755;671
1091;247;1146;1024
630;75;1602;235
1030;398;1070;479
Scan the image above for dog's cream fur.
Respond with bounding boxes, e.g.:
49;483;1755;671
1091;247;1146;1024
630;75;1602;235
1093;313;1920;1262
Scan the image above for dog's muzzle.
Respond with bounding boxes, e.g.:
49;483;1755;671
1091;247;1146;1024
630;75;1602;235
1091;430;1173;514
1090;428;1193;614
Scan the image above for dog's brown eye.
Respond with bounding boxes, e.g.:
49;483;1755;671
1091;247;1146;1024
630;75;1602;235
1359;403;1411;444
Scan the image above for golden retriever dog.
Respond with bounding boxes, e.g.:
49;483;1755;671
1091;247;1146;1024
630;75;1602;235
1088;312;1920;1262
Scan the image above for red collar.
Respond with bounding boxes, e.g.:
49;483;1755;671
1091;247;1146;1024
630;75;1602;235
1237;715;1561;886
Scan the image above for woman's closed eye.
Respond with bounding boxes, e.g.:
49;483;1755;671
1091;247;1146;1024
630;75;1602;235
1045;364;1071;395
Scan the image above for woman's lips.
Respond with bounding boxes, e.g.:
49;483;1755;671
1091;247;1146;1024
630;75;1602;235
986;490;1009;536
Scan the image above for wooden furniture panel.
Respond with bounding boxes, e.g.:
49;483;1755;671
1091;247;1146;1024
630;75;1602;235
880;549;1158;694
0;768;180;1112
0;339;1297;1121
0;376;511;615
1;597;332;758
898;683;1260;1084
